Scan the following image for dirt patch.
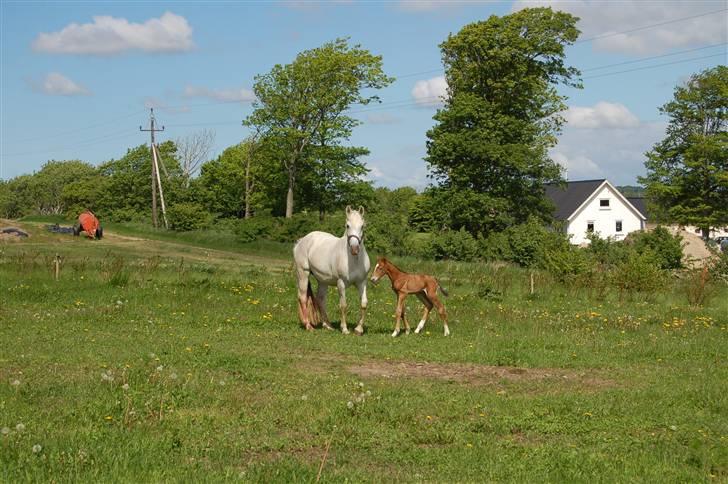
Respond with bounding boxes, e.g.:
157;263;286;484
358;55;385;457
348;360;614;390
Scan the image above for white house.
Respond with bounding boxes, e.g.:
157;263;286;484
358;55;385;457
545;179;647;245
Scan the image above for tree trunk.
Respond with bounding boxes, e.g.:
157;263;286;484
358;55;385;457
286;168;295;218
701;227;710;239
244;158;252;219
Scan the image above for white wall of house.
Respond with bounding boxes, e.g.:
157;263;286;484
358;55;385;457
567;183;644;245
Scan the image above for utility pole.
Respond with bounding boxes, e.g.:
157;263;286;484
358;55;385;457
140;108;165;228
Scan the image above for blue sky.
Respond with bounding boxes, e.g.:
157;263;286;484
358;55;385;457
1;1;726;188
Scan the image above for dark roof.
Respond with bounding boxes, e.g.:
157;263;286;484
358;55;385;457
544;179;605;220
626;197;648;220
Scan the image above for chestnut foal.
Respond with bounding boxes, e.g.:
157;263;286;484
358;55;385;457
370;257;450;337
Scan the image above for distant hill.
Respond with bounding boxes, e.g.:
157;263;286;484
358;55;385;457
617;185;646;198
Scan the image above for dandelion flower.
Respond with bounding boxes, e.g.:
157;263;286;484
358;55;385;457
156;366;164;372
347;401;354;409
122;383;130;391
170;373;178;380
32;444;42;453
11;379;20;387
15;423;25;432
1;427;9;435
301;395;308;401
366;390;371;397
219;380;226;386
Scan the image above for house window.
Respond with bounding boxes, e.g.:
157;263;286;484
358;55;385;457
600;199;610;208
616;220;623;232
587;222;595;233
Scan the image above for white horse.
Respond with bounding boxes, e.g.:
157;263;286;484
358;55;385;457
293;206;370;334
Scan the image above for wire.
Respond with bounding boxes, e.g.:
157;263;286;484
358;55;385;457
583;53;725;79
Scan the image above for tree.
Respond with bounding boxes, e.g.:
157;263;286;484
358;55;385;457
425;7;581;234
176;129;216;188
197;137;271;219
244;38;393;217
640;66;727;238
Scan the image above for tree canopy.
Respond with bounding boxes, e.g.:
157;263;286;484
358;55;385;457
640;65;728;237
244;38;393;217
425;7;581;234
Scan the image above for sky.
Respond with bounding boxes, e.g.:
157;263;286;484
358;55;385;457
1;0;726;188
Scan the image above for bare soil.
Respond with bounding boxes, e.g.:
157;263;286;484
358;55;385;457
348;359;615;390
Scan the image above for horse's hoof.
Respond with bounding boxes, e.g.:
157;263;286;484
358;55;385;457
323;323;334;331
354;327;364;336
341;328;350;335
304;325;315;332
391;331;399;337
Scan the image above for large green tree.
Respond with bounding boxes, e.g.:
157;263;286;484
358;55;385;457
244;38;393;217
425;7;581;234
640;66;727;238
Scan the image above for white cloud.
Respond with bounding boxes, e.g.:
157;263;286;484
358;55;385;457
32;12;194;55
31;72;91;96
184;85;255;103
512;1;727;55
552;151;603;180
411;75;448;106
564;102;640;129
552;120;667;184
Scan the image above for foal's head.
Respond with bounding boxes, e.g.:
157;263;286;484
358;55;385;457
370;257;390;284
345;205;365;256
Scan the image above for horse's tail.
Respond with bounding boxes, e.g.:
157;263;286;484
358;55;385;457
437;279;449;297
306;280;322;325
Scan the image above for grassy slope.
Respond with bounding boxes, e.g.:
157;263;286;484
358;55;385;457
1;221;726;482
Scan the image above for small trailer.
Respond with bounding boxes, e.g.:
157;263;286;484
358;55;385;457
74;210;103;239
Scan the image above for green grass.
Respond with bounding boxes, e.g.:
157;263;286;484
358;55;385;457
1;221;727;482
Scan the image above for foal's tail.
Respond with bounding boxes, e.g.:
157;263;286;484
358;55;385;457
436;279;449;297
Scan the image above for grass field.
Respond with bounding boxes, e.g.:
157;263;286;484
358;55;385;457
1;220;727;482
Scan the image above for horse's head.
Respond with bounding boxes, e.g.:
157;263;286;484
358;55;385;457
345;205;365;256
370;257;388;284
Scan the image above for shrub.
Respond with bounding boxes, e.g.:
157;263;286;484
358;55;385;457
235;216;276;243
610;251;666;297
167;203;212;232
629;226;683;269
427;228;479;261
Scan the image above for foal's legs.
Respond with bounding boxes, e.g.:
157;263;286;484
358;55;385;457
429;292;450;336
392;292;407;337
296;267;314;331
336;279;349;334
354;280;367;336
316;283;334;330
414;292;433;334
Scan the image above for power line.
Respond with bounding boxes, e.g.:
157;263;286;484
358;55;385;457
575;8;727;44
12;110;146;144
582;43;727;72
583;53;725;79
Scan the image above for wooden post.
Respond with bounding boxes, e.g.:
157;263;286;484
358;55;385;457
54;254;61;281
529;271;534;295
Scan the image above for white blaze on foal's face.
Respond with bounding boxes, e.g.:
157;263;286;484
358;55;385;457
345;206;365;256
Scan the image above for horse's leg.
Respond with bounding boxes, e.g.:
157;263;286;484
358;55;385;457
392;292;407;337
337;279;349;334
429;291;450;336
414;292;433;334
316;282;334;330
353;280;367;336
296;267;314;332
402;302;411;335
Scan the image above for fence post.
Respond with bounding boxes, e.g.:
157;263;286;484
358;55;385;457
530;271;534;295
54;254;61;281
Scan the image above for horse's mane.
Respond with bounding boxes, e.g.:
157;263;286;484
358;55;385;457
381;257;406;274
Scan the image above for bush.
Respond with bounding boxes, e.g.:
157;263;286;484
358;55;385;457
610;251;667;297
427;228;479;261
167;203;212;232
480;219;572;268
235;216;276;243
629;226;683;269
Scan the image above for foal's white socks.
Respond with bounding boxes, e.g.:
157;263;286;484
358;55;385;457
415;320;426;333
